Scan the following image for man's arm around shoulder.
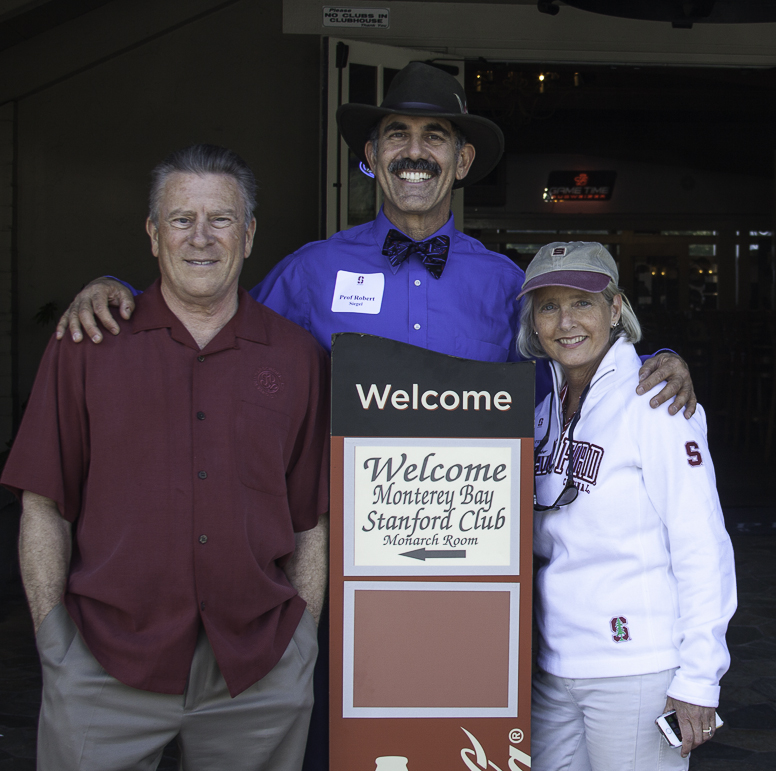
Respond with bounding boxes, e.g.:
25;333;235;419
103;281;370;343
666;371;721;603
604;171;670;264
55;278;136;344
250;249;311;331
19;491;72;634
637;351;697;418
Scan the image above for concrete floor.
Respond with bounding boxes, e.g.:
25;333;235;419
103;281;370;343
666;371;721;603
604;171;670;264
0;446;773;769
690;535;776;770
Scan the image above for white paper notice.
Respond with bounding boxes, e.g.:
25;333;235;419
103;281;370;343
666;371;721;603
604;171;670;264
331;271;385;314
353;444;513;567
323;7;390;29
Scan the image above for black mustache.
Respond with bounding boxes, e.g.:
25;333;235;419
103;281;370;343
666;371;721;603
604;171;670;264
387;158;442;175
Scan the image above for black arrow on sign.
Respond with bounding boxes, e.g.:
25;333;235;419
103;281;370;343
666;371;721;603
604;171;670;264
400;548;467;561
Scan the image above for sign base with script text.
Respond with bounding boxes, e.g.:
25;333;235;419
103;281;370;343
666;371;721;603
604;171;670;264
331;334;535;771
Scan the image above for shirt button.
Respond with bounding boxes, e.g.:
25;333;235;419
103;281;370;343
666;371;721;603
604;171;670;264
198;471;207;479
200;601;206;611
414;323;421;330
414;279;421;286
197;411;205;420
199;535;208;544
197;355;205;362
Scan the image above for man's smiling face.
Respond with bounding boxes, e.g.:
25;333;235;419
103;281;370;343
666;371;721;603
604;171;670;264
365;115;475;234
146;172;255;308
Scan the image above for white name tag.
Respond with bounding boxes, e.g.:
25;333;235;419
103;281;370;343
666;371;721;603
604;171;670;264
331;271;384;314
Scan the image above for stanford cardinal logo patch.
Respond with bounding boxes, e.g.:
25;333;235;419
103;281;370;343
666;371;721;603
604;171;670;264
611;616;631;643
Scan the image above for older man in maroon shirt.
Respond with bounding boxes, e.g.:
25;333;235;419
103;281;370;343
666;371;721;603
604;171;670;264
1;145;330;771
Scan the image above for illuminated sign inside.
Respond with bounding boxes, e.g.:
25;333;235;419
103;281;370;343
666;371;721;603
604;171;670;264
544;171;616;202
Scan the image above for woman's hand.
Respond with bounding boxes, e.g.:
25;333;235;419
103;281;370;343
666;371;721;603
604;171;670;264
664;696;717;758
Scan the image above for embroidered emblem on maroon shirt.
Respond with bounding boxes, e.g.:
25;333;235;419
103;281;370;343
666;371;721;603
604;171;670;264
254;368;283;397
611;616;631;643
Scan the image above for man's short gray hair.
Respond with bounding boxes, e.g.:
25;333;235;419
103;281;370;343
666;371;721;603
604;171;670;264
148;144;257;228
516;280;642;360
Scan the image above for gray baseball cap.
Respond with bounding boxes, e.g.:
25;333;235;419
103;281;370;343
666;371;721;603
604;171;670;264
518;241;618;299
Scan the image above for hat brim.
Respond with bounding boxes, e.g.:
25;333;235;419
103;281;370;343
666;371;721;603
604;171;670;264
336;103;505;189
517;270;612;299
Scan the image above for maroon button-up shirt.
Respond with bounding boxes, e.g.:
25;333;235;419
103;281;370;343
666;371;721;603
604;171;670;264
3;281;329;696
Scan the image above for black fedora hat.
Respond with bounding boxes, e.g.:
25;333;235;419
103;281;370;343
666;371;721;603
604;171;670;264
336;62;504;189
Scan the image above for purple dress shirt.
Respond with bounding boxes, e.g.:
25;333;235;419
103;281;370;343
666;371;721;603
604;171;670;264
253;209;522;358
251;208;552;399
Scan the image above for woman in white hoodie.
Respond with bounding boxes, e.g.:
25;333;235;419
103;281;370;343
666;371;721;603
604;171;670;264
517;242;736;771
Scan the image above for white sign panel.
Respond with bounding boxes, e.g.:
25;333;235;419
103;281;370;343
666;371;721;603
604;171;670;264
323;7;390;29
331;270;385;314
343;438;521;576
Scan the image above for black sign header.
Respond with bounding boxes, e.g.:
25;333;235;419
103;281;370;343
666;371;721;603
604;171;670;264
331;334;535;438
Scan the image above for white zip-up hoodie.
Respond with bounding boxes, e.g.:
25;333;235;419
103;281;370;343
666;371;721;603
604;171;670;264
534;337;736;707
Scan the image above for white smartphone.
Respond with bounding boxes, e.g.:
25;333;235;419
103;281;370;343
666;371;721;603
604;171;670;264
655;710;724;748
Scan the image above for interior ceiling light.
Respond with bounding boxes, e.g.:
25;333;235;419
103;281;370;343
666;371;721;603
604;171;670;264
559;0;776;27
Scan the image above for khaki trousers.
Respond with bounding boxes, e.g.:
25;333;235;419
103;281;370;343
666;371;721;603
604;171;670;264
35;603;317;771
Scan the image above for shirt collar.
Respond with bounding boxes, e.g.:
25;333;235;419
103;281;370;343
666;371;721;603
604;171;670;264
373;206;456;275
132;279;269;352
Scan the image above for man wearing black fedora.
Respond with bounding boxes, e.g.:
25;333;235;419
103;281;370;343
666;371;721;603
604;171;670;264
56;61;695;771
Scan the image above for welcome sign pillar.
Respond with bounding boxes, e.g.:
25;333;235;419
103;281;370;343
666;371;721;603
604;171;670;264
330;334;535;771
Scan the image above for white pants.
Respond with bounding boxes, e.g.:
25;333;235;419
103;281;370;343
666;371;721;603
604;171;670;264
531;668;689;771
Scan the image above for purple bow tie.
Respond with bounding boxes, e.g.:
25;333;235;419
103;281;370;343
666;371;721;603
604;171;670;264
382;229;450;279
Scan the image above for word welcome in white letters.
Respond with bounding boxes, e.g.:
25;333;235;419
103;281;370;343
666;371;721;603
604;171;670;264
355;383;512;412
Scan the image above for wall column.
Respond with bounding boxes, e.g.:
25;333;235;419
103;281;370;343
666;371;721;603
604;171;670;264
0;102;14;449
716;229;736;311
